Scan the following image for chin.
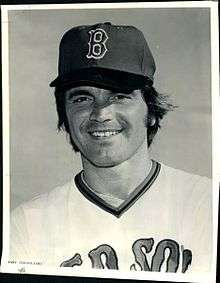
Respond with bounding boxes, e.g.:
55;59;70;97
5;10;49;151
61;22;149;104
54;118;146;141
84;152;126;168
90;161;118;168
89;157;121;168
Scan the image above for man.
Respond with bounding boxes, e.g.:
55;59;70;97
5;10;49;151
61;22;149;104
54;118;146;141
10;22;212;275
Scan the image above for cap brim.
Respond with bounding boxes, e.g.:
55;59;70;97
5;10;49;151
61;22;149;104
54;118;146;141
50;68;152;93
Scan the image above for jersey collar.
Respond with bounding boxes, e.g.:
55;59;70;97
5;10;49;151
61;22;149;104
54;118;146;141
74;160;161;218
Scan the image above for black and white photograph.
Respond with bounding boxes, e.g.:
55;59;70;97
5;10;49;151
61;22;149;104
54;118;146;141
1;2;219;283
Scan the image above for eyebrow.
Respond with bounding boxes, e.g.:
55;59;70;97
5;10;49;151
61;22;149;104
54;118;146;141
65;88;134;100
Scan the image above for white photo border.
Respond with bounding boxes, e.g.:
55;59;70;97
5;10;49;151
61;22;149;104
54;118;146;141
1;2;219;283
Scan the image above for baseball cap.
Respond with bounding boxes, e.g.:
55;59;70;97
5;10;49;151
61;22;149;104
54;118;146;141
50;22;156;92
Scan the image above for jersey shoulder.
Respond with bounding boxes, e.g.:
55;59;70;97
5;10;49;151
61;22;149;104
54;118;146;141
11;178;75;224
159;163;211;193
157;163;212;214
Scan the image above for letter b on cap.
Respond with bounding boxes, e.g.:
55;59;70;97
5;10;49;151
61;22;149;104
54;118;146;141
87;28;108;59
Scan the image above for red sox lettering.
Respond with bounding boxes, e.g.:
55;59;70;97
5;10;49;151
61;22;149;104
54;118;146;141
60;238;192;273
86;28;109;59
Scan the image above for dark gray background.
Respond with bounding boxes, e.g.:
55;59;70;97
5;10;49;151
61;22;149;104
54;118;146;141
8;7;212;209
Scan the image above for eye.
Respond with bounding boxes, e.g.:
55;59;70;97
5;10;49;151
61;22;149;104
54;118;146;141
65;89;94;105
72;96;93;104
112;94;131;101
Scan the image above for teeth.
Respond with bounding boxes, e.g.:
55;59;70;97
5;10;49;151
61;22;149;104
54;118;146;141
90;131;120;137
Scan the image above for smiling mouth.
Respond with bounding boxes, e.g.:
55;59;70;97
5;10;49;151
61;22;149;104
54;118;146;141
88;130;122;138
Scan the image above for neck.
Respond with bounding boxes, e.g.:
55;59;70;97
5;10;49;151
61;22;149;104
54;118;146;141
81;142;152;200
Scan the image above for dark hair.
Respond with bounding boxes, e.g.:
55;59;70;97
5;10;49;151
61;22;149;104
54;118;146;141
141;85;176;147
54;84;176;151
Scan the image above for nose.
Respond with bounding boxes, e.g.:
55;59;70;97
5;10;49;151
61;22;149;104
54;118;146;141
89;103;112;123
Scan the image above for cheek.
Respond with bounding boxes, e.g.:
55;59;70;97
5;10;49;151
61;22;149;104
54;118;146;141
66;109;84;137
127;103;148;129
66;107;89;124
137;100;148;125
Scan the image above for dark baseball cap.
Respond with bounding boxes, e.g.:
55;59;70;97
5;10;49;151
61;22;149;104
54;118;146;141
50;22;156;92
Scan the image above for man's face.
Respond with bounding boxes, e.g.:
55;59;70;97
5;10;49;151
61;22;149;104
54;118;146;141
64;86;148;167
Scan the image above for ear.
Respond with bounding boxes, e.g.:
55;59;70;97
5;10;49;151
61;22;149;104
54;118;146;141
148;116;156;127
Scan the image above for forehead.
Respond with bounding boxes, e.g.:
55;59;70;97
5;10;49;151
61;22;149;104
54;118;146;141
64;85;142;97
65;86;112;95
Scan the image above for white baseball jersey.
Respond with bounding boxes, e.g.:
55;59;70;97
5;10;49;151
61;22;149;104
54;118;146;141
10;161;212;274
